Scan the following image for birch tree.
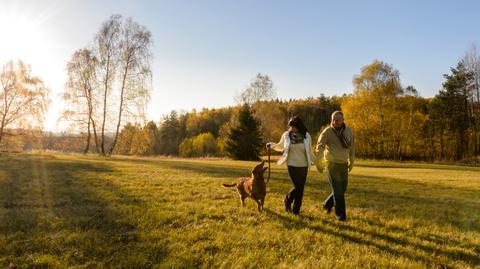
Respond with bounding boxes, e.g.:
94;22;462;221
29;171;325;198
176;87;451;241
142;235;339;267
0;60;49;146
91;14;152;156
235;73;276;105
107;17;152;156
63;48;100;153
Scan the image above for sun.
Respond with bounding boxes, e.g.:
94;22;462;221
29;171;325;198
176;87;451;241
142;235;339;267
0;4;60;131
0;12;45;63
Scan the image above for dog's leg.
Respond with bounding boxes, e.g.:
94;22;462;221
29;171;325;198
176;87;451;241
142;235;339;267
237;191;246;207
240;195;246;207
255;200;262;212
260;198;264;211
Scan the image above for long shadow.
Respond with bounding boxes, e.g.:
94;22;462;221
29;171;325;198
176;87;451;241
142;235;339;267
263;208;478;268
0;153;165;266
335;218;478;266
108;157;303;194
356;162;480;172
111;157;258;179
109;156;315;187
68;155;479;266
111;157;480;232
352;172;480;195
305;172;480;232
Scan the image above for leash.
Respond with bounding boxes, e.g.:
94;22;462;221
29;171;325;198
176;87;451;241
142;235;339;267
266;147;271;183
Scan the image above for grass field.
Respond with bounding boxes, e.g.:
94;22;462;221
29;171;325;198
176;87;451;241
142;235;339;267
0;153;479;268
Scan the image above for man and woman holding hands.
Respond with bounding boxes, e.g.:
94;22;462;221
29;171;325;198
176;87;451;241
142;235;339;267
266;111;355;221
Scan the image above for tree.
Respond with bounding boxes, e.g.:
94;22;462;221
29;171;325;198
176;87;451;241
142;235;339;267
438;61;471;159
179;132;218;157
95;14;121;156
192;133;218;156
179;137;194;157
114;122;140;155
158;111;181;156
139;121;160;155
350;60;403;158
0;60;50;146
252;101;285;144
235;73;276;104
463;44;480;154
185;108;231;137
63;48;100;153
91;14;152;156
108;17;152;156
225;104;263;160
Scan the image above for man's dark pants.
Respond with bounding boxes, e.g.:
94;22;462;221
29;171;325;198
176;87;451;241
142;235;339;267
285;166;308;214
323;162;349;220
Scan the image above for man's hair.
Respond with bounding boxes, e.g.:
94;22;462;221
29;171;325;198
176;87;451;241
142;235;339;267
331;111;344;119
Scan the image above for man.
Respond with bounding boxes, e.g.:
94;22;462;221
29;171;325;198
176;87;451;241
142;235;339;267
315;111;355;221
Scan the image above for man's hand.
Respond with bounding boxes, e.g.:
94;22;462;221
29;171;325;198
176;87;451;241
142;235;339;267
315;162;324;173
348;162;354;172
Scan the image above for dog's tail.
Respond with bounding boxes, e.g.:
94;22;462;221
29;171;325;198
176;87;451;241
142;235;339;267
222;183;236;187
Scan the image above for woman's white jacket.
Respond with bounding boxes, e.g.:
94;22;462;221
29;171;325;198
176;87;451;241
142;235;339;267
269;131;315;168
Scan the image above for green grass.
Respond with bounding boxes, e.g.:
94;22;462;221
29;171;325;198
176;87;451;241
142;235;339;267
0;153;479;268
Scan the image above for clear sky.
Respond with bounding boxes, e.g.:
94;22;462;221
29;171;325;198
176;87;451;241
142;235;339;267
0;0;479;131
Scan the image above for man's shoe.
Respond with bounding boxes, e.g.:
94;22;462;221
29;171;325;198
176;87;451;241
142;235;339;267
322;204;332;214
284;197;292;213
337;216;346;222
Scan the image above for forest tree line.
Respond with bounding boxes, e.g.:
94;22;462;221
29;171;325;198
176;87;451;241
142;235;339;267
0;15;479;163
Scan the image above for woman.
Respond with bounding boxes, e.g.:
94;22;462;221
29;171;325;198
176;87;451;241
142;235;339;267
266;116;315;215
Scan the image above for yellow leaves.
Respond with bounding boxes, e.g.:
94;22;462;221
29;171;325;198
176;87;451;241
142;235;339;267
0;59;49;131
179;132;219;157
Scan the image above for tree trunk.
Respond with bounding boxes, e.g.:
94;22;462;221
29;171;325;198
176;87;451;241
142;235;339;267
84;116;91;154
0;124;4;147
440;129;445;160
100;83;108;155
107;55;131;156
91;115;100;154
0;88;7;148
379;108;385;158
476;83;480;154
100;56;111;156
86;86;100;154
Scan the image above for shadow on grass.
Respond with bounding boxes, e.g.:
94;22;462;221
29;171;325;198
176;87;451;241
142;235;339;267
356;162;480;172
111;157;257;179
110;157;480;232
263;208;478;268
0;153;165;267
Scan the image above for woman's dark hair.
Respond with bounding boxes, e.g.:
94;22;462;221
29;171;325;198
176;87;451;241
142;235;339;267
288;115;307;137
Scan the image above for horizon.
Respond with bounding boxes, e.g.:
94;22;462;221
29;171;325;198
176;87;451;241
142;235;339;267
0;0;479;131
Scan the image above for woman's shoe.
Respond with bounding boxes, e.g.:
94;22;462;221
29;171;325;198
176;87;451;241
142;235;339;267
284;197;292;212
322;204;332;214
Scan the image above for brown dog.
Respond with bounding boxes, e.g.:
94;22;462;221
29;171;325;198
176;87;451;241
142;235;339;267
223;161;267;211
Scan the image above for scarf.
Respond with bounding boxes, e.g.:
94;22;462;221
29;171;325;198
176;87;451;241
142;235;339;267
288;131;305;144
332;123;351;149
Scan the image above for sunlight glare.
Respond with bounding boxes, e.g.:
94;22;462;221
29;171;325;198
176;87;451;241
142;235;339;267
0;13;44;63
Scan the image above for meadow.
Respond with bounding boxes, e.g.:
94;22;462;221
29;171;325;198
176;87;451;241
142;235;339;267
0;153;479;268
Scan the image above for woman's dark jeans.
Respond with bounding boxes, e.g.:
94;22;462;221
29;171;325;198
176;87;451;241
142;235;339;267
323;162;349;220
286;166;308;214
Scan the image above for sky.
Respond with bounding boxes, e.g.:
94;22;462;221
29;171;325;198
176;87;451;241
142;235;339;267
0;0;479;131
